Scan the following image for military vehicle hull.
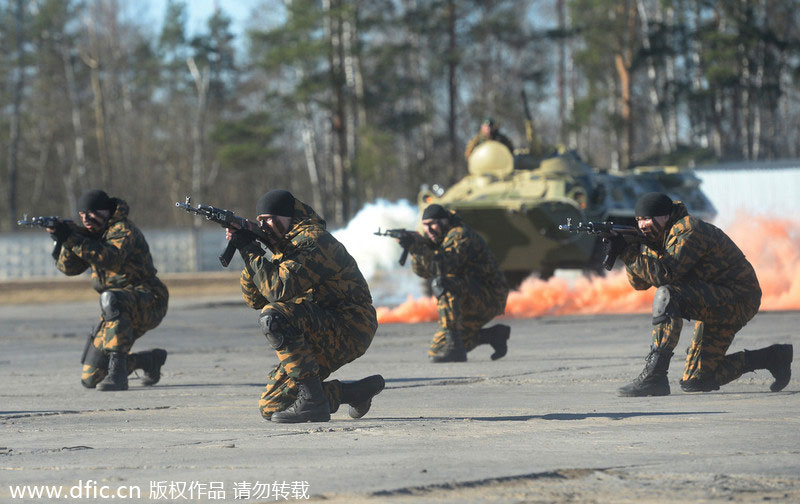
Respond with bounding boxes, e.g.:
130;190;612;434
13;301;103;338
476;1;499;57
419;141;716;285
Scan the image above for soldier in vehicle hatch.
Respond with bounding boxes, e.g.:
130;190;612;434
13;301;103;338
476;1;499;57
464;117;515;160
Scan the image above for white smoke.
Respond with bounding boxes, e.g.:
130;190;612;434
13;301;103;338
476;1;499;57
331;199;426;305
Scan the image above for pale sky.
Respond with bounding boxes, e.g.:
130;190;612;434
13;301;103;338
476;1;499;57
142;0;263;41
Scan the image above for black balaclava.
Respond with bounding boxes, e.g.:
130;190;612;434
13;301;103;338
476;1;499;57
256;190;295;218
634;192;673;218
421;204;449;221
77;189;115;230
77;189;114;214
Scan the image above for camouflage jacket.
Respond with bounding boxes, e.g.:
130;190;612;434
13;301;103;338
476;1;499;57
409;215;508;299
55;199;166;295
240;199;375;313
620;202;760;298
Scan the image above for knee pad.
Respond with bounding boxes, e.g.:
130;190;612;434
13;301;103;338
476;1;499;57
100;290;121;321
258;309;297;349
652;285;679;325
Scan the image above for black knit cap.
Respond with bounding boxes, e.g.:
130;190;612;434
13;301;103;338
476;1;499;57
422;204;449;220
635;192;673;218
77;189;114;213
256;190;295;218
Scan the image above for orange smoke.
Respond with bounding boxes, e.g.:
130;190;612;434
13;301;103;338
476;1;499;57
375;296;438;324
375;215;800;324
730;215;800;311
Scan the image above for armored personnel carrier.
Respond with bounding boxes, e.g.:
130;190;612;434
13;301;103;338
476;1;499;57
418;140;716;287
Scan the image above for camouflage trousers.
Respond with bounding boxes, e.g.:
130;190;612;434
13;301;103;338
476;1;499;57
430;277;507;357
650;279;761;386
259;299;378;419
82;282;169;387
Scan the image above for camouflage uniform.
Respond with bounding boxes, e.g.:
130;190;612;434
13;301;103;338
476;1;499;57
409;213;509;357
55;199;169;387
239;200;378;419
464;130;515;159
620;202;761;387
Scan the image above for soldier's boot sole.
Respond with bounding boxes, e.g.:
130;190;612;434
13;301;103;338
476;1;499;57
142;349;168;386
347;375;386;419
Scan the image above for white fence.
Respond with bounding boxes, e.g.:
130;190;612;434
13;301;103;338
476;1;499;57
0;227;246;279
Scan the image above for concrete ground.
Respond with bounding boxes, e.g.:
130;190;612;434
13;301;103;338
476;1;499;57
1;293;798;503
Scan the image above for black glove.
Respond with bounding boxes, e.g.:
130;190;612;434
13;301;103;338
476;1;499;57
398;232;415;250
49;221;72;243
606;234;629;255
431;276;448;298
601;234;631;270
230;229;264;260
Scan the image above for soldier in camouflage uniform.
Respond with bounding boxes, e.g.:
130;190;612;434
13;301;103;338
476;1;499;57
614;192;792;396
227;189;384;423
402;204;510;363
47;189;169;391
464;117;515;160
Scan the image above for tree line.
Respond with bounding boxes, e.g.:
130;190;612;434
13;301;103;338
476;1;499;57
2;0;799;231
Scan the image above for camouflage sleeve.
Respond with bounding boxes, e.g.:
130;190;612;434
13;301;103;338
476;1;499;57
62;222;131;271
240;263;267;310
622;221;703;287
624;264;653;290
410;242;438;278
438;229;472;274
55;245;90;276
248;239;327;303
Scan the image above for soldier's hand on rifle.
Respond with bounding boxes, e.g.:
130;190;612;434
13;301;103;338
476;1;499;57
396;232;416;250
228;229;264;261
604;233;630;257
46;221;71;243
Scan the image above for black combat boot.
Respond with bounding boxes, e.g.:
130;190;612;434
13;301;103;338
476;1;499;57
478;324;511;360
137;349;168;386
97;351;129;391
271;376;331;423
341;375;385;419
430;331;467;363
744;344;793;392
679;375;720;393
617;345;673;397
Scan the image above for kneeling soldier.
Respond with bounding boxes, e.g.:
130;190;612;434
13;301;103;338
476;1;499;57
228;189;384;423
47;189;169;391
616;192;792;396
404;204;510;363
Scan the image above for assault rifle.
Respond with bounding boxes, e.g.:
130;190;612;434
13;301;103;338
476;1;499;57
374;228;420;266
175;196;274;267
17;215;75;259
558;218;644;271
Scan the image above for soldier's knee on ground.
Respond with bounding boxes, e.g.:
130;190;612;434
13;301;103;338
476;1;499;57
81;364;106;389
81;333;108;369
259;308;298;349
